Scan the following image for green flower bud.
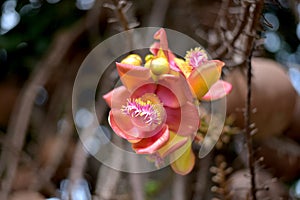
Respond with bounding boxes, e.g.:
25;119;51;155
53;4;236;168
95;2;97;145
150;57;169;75
145;54;154;63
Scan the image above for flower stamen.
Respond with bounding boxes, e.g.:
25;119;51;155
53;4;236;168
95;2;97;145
185;47;208;68
121;97;163;125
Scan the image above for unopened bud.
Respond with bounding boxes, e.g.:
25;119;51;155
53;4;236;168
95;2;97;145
145;54;154;62
150;57;169;75
121;54;142;66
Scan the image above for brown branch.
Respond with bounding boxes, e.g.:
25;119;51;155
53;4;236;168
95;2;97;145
67;135;89;198
30;59;77;192
212;1;251;60
172;174;187;200
245;40;257;200
32;115;74;192
111;0;130;30
243;1;264;200
192;152;213;200
129;173;145;200
94;136;124;200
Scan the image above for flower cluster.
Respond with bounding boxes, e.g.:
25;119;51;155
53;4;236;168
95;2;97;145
103;28;232;175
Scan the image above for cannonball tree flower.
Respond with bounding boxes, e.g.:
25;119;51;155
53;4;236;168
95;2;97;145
103;59;200;175
103;28;232;175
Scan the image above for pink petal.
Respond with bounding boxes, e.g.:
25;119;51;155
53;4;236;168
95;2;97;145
201;80;232;101
165;106;181;132
153;28;169;57
150;29;180;72
116;62;153;92
150;42;160;55
109;110;139;141
111;108;163;139
103;86;130;108
156;74;193;108
165;101;200;136
167;51;180;72
156;85;180;108
130;83;157;99
132;125;170;154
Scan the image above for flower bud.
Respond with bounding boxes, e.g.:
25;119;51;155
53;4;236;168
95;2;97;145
150;57;170;75
144;60;151;69
145;54;154;62
121;54;142;66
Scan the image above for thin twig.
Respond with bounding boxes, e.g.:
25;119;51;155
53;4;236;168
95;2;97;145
245;43;256;200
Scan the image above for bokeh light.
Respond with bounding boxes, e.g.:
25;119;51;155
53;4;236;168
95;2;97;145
264;31;281;53
75;108;94;128
76;0;95;10
264;12;280;31
288;68;300;95
0;0;20;35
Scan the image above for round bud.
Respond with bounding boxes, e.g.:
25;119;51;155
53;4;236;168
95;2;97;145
150;57;170;75
144;61;151;69
121;54;142;66
145;54;154;62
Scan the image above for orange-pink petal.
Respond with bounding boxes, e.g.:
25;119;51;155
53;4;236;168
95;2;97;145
157;131;188;158
156;85;180;108
153;28;169;57
150;29;179;72
111;107;165;139
109;110;139;141
130;83;157;99
165;106;181;132
103;86;130;108
165;101;199;136
187;60;224;100
156;74;193;108
201;80;232;101
132;125;169;154
116;62;153;92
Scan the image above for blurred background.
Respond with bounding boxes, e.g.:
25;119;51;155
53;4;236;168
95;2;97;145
0;0;300;199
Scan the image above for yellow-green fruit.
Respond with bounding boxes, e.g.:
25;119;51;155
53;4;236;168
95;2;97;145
121;54;142;66
150;57;169;75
